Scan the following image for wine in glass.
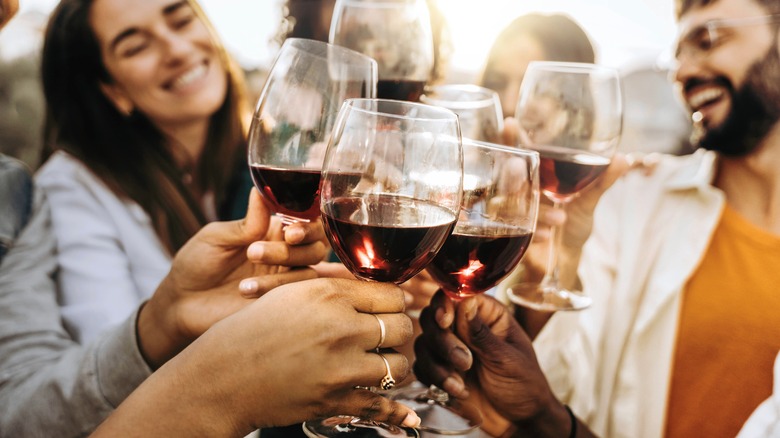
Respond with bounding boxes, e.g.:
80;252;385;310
391;139;540;434
247;38;377;225
329;0;434;102
507;61;622;311
420;84;504;143
303;98;463;437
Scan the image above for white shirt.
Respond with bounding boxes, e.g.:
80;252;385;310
500;150;780;437
36;151;171;344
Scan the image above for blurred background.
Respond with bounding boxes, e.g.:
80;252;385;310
0;0;692;170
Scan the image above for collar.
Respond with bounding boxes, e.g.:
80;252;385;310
663;148;719;191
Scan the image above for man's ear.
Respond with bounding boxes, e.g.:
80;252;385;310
99;82;134;116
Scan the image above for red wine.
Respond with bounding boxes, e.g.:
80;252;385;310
377;79;426;102
249;164;321;220
427;223;533;300
536;146;610;202
322;195;456;283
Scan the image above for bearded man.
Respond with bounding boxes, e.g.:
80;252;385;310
413;0;780;436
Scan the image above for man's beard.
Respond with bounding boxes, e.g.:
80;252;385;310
698;42;780;157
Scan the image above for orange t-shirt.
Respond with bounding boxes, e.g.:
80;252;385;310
665;205;780;437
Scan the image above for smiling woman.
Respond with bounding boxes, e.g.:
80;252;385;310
34;0;252;344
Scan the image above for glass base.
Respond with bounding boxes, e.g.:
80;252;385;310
506;282;592;312
389;386;482;435
302;416;419;437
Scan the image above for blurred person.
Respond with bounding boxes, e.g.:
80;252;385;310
36;0;256;344
272;0;451;83
0;50;45;169
415;0;780;436
478;13;595;118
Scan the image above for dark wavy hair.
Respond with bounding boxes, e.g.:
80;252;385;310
479;13;595;86
40;0;248;254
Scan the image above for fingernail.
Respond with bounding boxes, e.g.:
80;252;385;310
464;298;477;322
451;347;472;370
402;412;421;428
435;307;452;329
247;243;264;259
286;226;305;243
239;279;258;293
442;376;465;396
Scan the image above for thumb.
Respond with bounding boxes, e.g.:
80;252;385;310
502;117;520;147
201;188;271;247
456;300;510;361
242;188;271;240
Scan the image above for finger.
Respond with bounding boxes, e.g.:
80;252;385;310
356;313;413;351
418;304;472;371
501;116;520;146
238;268;318;298
456;297;530;357
427;290;455;329
412;336;468;399
247;240;328;266
351;350;410;390
537;203;567;228
283;220;326;245
311;262;355;279
331;390;421;429
330;278;406;314
199;188;271;247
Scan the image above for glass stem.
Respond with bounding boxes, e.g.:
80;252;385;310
540;201;565;288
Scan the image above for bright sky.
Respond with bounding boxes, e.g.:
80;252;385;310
17;0;680;73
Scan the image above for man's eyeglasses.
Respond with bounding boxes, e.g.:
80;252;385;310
674;14;780;61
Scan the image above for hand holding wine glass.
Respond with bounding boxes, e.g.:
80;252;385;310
507;61;622;312
247;38;377;226
329;0;434;101
304;98;462;437
392;139;540;435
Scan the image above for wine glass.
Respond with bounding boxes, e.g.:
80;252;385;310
391;139;540;435
303;98;463;437
507;61;622;312
329;0;434;102
247;38;377;225
420;84;504;143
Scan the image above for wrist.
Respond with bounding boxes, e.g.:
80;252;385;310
507;397;572;438
137;276;185;369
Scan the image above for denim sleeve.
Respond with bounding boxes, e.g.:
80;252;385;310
0;156;33;265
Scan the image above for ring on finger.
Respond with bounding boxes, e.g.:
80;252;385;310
373;314;386;351
376;352;395;390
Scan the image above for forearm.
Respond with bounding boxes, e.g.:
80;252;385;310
91;329;248;438
502;402;598;438
135;276;189;369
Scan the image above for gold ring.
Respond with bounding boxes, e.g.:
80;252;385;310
373;314;386;351
377;352;395;390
